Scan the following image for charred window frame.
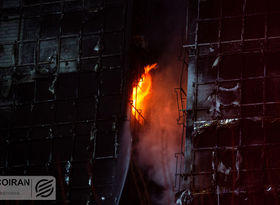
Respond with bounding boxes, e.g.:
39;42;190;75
0;0;131;204
179;0;280;204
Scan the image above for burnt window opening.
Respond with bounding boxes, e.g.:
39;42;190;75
0;0;132;204
181;0;280;204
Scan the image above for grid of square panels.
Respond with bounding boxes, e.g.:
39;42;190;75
184;0;280;204
0;0;129;204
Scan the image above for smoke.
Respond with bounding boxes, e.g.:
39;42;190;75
132;0;185;203
136;61;182;205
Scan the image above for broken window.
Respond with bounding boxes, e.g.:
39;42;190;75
60;37;79;60
221;18;242;41
40;14;60;38
19;42;36;64
198;20;219;43
244;15;265;39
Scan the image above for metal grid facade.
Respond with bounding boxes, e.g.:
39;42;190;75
181;0;280;204
0;0;131;204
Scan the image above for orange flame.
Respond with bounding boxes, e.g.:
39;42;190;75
132;63;158;124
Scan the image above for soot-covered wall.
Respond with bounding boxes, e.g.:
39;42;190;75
178;0;280;204
0;0;132;204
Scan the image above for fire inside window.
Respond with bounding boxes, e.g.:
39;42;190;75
131;63;158;124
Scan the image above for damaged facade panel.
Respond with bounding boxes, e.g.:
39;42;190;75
0;0;132;204
178;0;280;204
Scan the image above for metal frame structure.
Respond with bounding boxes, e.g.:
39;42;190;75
178;0;280;204
0;0;132;204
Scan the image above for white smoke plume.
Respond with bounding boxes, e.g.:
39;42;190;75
136;62;183;205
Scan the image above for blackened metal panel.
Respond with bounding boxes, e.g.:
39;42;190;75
180;0;280;204
0;0;132;204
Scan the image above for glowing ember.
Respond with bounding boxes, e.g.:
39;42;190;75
131;63;158;124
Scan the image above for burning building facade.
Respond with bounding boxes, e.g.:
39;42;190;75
177;0;280;204
3;0;280;204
